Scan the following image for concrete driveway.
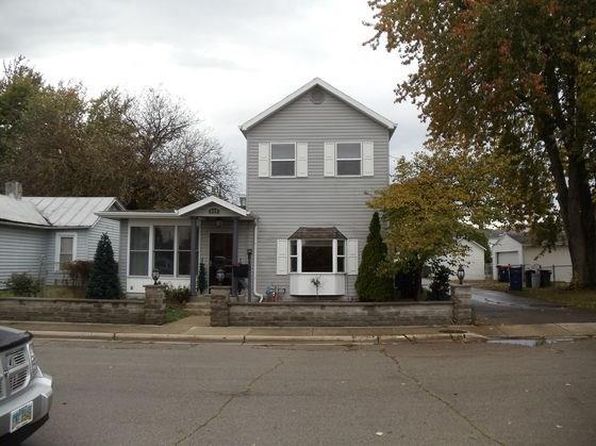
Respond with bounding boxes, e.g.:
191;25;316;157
472;287;596;325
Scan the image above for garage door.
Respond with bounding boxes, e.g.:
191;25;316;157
497;251;519;265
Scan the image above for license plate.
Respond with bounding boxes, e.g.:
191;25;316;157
10;401;33;433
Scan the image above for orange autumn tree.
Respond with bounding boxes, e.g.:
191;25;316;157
367;0;596;287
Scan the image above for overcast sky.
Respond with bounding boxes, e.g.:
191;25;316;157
0;0;427;188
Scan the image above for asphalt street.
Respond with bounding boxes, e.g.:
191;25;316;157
22;339;596;446
471;287;596;324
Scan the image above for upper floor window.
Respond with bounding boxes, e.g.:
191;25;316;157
336;142;361;176
271;143;295;176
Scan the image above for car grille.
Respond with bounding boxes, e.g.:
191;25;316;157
0;346;31;399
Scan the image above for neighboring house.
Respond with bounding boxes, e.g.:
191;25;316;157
490;232;572;282
0;181;124;287
449;239;486;281
99;78;395;299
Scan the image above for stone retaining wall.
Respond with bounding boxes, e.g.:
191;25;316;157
211;285;474;327
0;285;166;324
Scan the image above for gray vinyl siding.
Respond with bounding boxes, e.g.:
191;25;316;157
0;225;48;287
245;90;391;298
118;219;128;292
87;216;120;259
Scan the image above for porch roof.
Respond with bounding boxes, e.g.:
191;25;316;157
97;196;253;220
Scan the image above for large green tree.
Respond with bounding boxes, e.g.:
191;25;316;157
367;0;596;287
0;58;237;209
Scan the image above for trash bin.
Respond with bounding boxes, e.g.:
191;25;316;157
524;270;534;288
539;270;552;287
497;265;510;282
531;270;541;288
509;266;523;291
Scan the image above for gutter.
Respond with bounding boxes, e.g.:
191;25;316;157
253;219;264;302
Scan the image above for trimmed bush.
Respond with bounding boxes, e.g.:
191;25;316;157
355;212;394;301
87;233;121;299
428;264;451;301
4;273;41;297
164;285;191;304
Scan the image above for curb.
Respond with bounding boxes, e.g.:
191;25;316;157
29;330;491;345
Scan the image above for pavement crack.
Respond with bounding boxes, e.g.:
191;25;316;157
380;347;504;446
174;357;284;445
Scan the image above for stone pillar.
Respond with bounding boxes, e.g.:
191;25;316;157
210;286;230;327
451;284;474;325
144;285;166;325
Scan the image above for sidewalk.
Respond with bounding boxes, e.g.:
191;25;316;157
2;316;595;345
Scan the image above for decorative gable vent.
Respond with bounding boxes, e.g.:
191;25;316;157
309;87;325;104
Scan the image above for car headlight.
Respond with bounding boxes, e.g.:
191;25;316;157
28;342;41;377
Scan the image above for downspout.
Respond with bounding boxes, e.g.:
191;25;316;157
252;219;264;302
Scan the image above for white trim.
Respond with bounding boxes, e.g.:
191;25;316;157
239;78;396;133
324;141;335;177
54;232;78;272
296;142;308;177
362;140;374;177
177;196;250;218
258;142;270;177
270;142;297;178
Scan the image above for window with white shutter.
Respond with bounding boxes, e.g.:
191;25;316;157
362;141;374;176
346;239;359;275
258;143;270;177
296;143;308;177
324;142;335;176
276;239;288;275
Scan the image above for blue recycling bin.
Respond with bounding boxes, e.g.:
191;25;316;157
509;266;523;291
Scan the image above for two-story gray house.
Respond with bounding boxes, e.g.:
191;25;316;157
100;78;395;300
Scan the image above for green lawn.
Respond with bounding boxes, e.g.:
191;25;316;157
165;305;190;323
469;280;596;311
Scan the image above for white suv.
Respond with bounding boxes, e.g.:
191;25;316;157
0;327;53;444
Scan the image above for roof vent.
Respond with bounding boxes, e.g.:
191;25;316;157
309;87;325;105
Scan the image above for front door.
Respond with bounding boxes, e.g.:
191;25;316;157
209;233;233;286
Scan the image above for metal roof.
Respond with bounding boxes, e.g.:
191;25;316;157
22;197;120;227
0;194;49;226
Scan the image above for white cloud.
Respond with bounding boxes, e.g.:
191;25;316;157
0;0;428;189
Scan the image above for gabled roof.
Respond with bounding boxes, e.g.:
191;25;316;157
0;195;123;228
239;77;396;134
177;196;250;218
98;196;251;220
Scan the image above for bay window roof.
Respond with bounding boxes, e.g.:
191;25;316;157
288;227;346;240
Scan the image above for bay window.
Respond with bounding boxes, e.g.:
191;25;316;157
288;239;346;273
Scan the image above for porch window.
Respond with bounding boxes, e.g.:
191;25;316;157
271;143;295;176
153;226;175;275
177;226;191;276
336;142;361;176
129;227;149;275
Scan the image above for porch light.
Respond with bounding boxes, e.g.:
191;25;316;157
456;265;465;285
215;268;225;284
151;268;160;285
